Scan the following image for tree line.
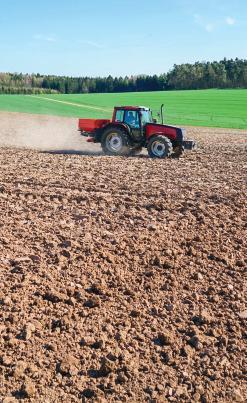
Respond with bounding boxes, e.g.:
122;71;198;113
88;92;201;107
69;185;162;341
0;58;246;94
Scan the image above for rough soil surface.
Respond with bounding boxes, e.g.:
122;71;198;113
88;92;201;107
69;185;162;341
0;112;246;402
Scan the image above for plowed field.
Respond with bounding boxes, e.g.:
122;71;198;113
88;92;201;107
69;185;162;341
0;112;246;402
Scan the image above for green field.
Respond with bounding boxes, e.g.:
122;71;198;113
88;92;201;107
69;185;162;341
0;89;246;129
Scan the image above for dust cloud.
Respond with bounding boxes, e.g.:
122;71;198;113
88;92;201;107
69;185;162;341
0;111;102;153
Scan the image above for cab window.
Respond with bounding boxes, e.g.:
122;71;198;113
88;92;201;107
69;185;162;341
115;110;124;122
141;110;152;125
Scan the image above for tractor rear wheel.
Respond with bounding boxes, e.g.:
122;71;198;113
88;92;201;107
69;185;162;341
147;135;173;158
101;127;131;156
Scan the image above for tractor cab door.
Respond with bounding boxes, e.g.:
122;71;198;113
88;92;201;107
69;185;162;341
124;110;143;142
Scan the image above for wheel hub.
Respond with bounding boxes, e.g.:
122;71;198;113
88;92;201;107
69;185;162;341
151;141;166;157
106;133;123;152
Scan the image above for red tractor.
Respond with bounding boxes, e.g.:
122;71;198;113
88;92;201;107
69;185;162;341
78;105;196;158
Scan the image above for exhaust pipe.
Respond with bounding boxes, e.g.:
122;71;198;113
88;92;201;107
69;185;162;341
160;104;164;124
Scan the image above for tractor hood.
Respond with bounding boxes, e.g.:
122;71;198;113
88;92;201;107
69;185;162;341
145;123;185;142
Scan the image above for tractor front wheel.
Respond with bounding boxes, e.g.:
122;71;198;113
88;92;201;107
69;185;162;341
101;128;131;156
147;135;173;158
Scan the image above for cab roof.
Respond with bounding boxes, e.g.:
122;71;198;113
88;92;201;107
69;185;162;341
114;106;150;111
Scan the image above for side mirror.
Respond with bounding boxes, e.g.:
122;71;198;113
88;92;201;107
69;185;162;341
153;118;157;124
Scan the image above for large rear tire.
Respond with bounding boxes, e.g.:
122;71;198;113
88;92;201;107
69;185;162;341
101;127;131;156
147;135;173;158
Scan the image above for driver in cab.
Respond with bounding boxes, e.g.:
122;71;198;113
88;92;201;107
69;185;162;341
125;111;139;128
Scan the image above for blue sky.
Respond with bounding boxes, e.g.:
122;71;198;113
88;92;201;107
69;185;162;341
0;0;246;76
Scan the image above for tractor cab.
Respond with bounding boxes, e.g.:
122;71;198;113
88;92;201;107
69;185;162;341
113;106;153;128
112;106;153;142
